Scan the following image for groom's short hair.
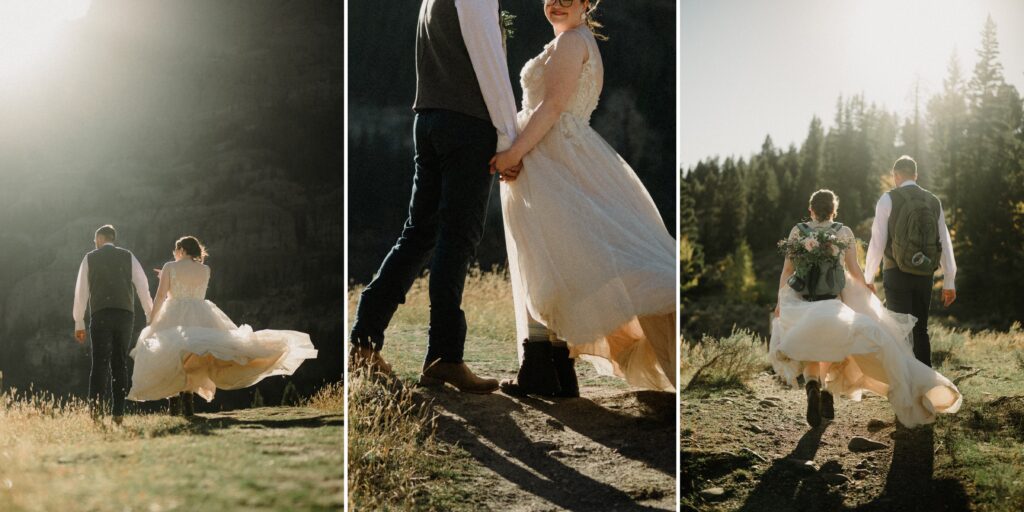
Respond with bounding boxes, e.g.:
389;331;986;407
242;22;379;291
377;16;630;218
892;156;918;178
95;224;116;242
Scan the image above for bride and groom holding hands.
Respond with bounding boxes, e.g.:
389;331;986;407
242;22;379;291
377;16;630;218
349;0;677;395
770;155;963;429
73;224;317;423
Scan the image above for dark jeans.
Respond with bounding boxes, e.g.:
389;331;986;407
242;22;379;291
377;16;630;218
351;109;497;364
883;269;933;366
89;308;134;416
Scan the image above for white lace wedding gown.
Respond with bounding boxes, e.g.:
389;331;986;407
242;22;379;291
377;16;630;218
128;259;318;402
501;26;676;391
769;224;961;426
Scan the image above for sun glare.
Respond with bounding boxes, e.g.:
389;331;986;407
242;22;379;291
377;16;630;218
838;0;985;111
0;0;92;87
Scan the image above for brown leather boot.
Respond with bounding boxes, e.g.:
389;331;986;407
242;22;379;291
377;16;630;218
419;359;498;394
349;345;393;375
499;340;561;397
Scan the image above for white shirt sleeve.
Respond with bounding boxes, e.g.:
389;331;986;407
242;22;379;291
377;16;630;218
864;193;891;285
131;254;154;320
455;0;519;151
937;203;957;290
73;256;90;331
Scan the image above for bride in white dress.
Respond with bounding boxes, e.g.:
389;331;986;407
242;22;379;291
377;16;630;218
490;0;676;394
770;190;961;428
128;236;317;411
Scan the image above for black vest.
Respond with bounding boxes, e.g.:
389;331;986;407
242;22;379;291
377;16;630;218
86;244;135;314
412;0;492;122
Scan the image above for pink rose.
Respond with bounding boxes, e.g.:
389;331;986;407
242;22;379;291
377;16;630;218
803;238;819;251
830;244;840;257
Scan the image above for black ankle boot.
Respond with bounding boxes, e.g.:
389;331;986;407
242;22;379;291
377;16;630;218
181;392;195;417
500;340;561;397
820;389;834;420
168;395;182;416
805;380;822;427
551;345;579;398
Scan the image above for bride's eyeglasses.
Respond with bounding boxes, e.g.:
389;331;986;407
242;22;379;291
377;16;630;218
545;0;576;7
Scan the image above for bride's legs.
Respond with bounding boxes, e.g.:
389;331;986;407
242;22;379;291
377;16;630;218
818;362;835;420
803;362;823;427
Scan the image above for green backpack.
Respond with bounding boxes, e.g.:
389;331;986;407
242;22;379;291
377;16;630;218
888;186;941;276
796;222;846;300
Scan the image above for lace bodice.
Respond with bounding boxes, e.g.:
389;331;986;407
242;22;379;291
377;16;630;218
519;26;603;125
165;259;210;300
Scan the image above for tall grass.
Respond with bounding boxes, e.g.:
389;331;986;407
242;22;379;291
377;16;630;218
681;329;769;392
347;374;469;510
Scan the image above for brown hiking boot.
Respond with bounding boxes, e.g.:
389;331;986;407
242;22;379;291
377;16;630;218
499;340;561;397
349;345;393;375
419;360;498;394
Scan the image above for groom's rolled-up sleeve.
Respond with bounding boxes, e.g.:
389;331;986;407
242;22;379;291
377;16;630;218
73;256;89;331
131;254;154;321
938;204;956;290
864;193;891;285
455;0;520;151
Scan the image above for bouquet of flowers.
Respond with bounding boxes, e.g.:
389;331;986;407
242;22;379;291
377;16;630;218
777;228;851;292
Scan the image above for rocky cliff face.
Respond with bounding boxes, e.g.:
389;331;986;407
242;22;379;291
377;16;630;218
0;0;342;407
346;0;676;281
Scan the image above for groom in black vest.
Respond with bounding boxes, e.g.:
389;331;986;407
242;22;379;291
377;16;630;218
865;156;958;367
349;0;519;393
73;225;153;423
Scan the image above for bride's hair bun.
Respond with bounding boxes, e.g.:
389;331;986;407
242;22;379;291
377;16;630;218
809;189;838;221
176;236;208;263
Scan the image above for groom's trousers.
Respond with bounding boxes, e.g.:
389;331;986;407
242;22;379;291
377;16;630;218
352;109;497;364
89;308;134;416
883;269;933;366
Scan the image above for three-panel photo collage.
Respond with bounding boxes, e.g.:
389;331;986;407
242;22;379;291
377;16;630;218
2;0;1023;511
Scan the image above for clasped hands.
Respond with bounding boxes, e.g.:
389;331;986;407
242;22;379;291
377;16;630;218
489;149;523;183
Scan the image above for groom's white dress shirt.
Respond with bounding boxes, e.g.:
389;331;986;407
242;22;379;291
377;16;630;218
455;0;519;151
73;243;154;330
864;180;957;290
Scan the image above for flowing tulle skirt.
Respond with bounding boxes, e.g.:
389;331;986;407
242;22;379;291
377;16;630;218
502;112;676;391
128;298;318;402
769;276;961;427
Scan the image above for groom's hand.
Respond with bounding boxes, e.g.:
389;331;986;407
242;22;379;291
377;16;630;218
866;282;876;293
942;289;957;307
74;330;86;344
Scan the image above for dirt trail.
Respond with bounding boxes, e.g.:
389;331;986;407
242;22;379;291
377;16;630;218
682;373;970;511
421;384;676;511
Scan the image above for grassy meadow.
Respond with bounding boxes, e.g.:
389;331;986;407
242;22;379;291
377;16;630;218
0;383;343;511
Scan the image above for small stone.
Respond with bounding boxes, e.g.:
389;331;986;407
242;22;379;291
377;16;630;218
548;450;567;458
545;418;565;430
866;418;889;432
782;458;817;474
700;487;727;501
758;399;779;408
747;424;766;434
853;469;870;480
740;447;767;463
848;436;888;452
819;460;843;474
762;396;783;402
822;473;850;486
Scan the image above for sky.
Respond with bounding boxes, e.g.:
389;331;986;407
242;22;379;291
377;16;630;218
679;0;1024;170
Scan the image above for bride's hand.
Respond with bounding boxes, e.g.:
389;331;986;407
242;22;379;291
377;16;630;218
153;268;162;278
489;150;523;182
773;304;780;318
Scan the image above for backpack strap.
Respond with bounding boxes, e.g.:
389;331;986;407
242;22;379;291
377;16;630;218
829;222;843;233
796;222;813;236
